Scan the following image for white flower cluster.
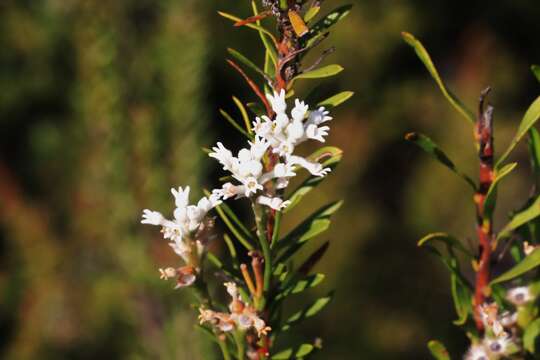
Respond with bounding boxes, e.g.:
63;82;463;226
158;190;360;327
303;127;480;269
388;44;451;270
465;285;538;360
210;89;332;210
141;186;221;287
141;90;334;290
199;282;271;337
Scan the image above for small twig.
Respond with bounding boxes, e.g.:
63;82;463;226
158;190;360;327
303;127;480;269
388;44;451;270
234;11;271;26
301;47;336;74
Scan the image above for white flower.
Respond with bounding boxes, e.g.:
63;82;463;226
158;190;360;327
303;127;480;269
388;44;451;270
484;335;514;357
291;99;308;122
266;89;287;114
305;123;330;142
209;142;236;171
141;209;165;225
287;155;331;177
464;344;489;360
308;106;332;125
506;286;534;306
241;176;263;196
171;186;190;208
523;241;538;256
257;196;290;210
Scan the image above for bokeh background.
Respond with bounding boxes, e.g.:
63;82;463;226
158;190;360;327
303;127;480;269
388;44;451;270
1;0;539;359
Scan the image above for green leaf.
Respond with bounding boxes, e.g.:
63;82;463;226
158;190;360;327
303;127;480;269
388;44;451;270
451;268;472;325
483;162;518;218
306;5;352;47
250;1;278;67
418;232;473;258
285;147;343;212
276;201;343;263
405;132;476;190
218;11;278;45
524;317;540;353
427;340;451;360
246;102;265;117
276;273;325;301
272;344;315;359
532;65;540;83
227;48;267;84
231;96;253;135
294;64;344;81
490;248;540;285
280;293;334;332
529;128;540;183
219;109;251;138
213;200;254;251
316;91;354;109
498;195;540;239
401;32;475;124
497;96;540;167
304;5;320;23
420;243;473;290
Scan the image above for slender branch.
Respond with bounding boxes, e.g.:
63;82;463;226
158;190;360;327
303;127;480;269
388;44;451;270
473;87;495;331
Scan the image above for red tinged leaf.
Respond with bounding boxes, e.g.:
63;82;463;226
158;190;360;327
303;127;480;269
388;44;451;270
226;59;273;116
234;11;271;27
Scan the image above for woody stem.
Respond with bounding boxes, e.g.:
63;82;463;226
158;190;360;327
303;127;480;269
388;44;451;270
473;88;495;331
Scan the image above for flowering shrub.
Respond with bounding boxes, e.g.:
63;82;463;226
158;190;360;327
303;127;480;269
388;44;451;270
403;33;540;359
141;1;352;358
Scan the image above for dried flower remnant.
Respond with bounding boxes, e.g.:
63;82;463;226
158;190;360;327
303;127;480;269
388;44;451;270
199;282;271;338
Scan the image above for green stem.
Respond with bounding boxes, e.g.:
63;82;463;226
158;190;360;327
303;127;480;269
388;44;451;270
233;330;246;360
270;210;282;249
218;337;232;360
251;201;272;310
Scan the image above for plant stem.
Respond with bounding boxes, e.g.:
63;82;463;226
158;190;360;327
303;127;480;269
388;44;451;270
233;330;246;360
252;201;272;311
218;336;232;360
473;88;495;331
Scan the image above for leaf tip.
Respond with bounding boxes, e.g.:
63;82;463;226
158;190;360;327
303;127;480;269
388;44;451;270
405;132;418;141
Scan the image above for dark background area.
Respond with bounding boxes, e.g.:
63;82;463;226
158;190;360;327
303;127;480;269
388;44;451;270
1;0;539;358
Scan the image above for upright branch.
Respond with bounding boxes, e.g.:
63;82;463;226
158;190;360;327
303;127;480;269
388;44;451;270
264;0;303;90
473;87;495;330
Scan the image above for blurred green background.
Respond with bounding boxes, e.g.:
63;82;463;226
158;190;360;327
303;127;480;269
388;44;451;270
1;0;539;359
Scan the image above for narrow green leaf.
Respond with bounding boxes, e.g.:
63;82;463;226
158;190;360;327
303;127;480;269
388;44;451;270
421;244;473;290
427;340;451;360
306;5;352;47
523;317;540;353
532;65;540;83
418;232;473;258
401;32;475;124
276;201;343;263
304;5;320;23
529;128;540;186
228;48;267;81
231;96;253;135
251;1;278;66
483;162;518;218
317;91;354;109
294;64;344;81
498;195;540;239
280;293;334;332
223;233;237;260
497;96;540;167
219;109;250;138
451;267;472;325
272;344;315;359
285;147;343;212
246;102;265;117
218;10;278;45
405;132;476;190
214;202;254;251
276;273;325;301
490;248;540;285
